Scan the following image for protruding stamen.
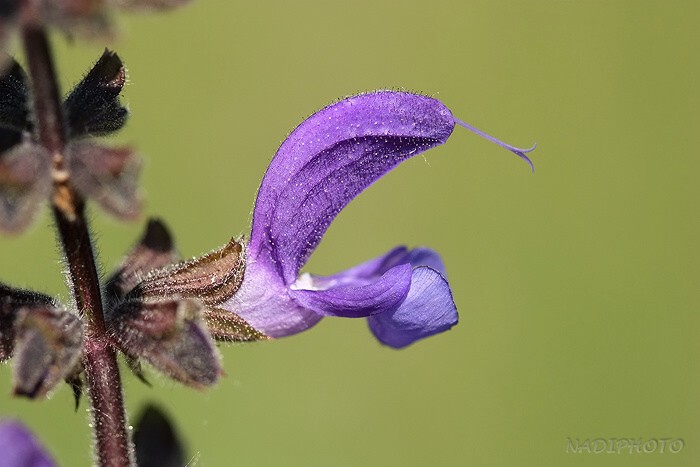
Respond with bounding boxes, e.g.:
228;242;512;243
454;117;536;172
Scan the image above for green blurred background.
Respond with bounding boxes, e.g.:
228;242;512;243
1;1;699;465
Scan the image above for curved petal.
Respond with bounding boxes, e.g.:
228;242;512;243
306;246;409;289
220;246;451;339
368;267;458;349
248;91;455;284
0;420;55;467
311;246;446;289
289;247;447;319
290;263;412;318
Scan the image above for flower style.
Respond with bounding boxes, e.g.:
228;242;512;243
0;420;55;467
219;91;535;348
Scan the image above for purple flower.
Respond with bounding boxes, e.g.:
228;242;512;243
0;420;55;467
220;91;534;348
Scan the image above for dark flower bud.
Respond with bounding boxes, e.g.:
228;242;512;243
68;141;141;220
105;218;178;310
0;60;30;133
0;61;31;158
63;49;128;138
0;283;55;362
134;238;246;307
0;126;21;154
12;307;84;399
133;404;185;467
108;297;221;388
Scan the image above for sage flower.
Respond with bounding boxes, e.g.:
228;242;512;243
220;91;535;348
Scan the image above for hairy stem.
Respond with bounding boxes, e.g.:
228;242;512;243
21;19;134;467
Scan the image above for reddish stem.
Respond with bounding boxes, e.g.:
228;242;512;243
21;20;134;467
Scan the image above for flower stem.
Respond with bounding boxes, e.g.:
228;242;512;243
20;18;134;467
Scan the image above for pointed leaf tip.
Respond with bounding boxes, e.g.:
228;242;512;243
66;371;84;411
105;218;179;309
124;355;152;387
142;218;174;253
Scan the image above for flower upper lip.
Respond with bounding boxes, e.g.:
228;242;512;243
247;91;456;284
